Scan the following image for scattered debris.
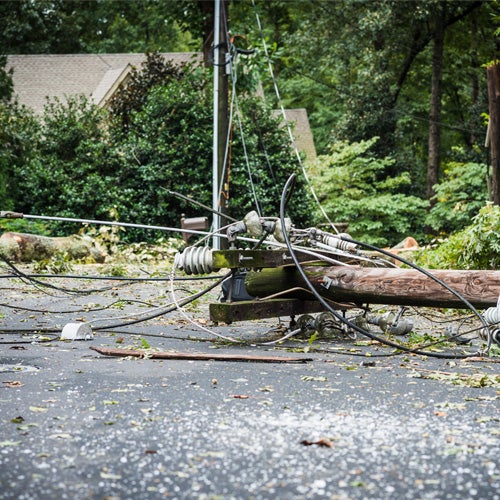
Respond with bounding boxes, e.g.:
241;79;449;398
61;322;93;341
300;437;334;448
407;368;500;388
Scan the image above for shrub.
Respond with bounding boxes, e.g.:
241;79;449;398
11;57;313;242
426;161;489;234
415;204;500;270
311;137;428;246
17;96;126;235
0;102;40;211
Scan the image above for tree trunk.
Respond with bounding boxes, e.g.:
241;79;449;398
0;232;106;262
198;0;214;67
487;62;500;206
426;8;445;202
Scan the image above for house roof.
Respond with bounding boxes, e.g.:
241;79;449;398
280;108;317;162
7;53;317;160
7;53;200;114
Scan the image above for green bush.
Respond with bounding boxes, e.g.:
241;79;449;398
426;161;489;234
17;96;126;235
115;75;213;237
311;137;428;246
0;102;40;211
5;56;313;242
415;204;500;270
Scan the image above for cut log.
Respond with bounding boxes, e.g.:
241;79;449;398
246;265;500;309
0;232;106;263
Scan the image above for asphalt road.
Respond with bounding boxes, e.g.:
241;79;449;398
0;269;498;499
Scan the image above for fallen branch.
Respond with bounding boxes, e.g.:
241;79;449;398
90;345;313;363
460;356;500;363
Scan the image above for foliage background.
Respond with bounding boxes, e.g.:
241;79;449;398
1;54;311;241
0;0;498;254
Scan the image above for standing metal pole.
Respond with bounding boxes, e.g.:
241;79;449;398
212;0;221;249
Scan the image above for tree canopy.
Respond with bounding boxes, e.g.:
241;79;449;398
0;0;498;246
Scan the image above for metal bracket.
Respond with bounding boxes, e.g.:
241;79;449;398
320;276;332;290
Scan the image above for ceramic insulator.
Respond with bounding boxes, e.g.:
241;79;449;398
484;295;500;325
174;246;214;275
321;233;358;252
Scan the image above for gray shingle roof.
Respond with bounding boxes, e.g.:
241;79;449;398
7;53;316;159
7;53;200;114
283;108;317;162
273;108;317;162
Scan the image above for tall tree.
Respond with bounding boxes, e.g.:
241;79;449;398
427;6;446;201
255;0;492;203
0;55;13;103
0;0;197;55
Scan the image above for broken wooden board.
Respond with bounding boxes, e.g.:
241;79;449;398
90;346;312;363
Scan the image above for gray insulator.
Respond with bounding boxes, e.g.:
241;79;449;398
369;312;413;335
296;314;316;335
322;232;358;252
174;246;214;275
314;312;342;338
492;329;500;345
243;210;263;237
484;295;500;325
274;218;292;244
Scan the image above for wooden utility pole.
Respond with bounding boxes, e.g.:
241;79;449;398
245;265;500;309
486;61;500;205
217;0;229;230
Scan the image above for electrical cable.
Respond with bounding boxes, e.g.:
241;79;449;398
337;234;492;351
251;0;339;233
0;273;223;282
0;255;156;296
218;39;237;209
234;93;263;216
0;298;160;315
279;173;485;359
260;328;302;345
0;333;59;345
164;188;238;223
1;212;210;240
0;271;230;336
92;272;229;331
168;265;241;343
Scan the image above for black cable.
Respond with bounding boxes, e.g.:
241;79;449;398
0;298;160;315
279;173;483;359
0;273;225;282
338;234;491;350
0;255;118;295
0;268;230;333
0;333;59;344
164;188;238;223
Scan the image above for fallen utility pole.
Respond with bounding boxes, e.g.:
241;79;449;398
245;265;500;309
